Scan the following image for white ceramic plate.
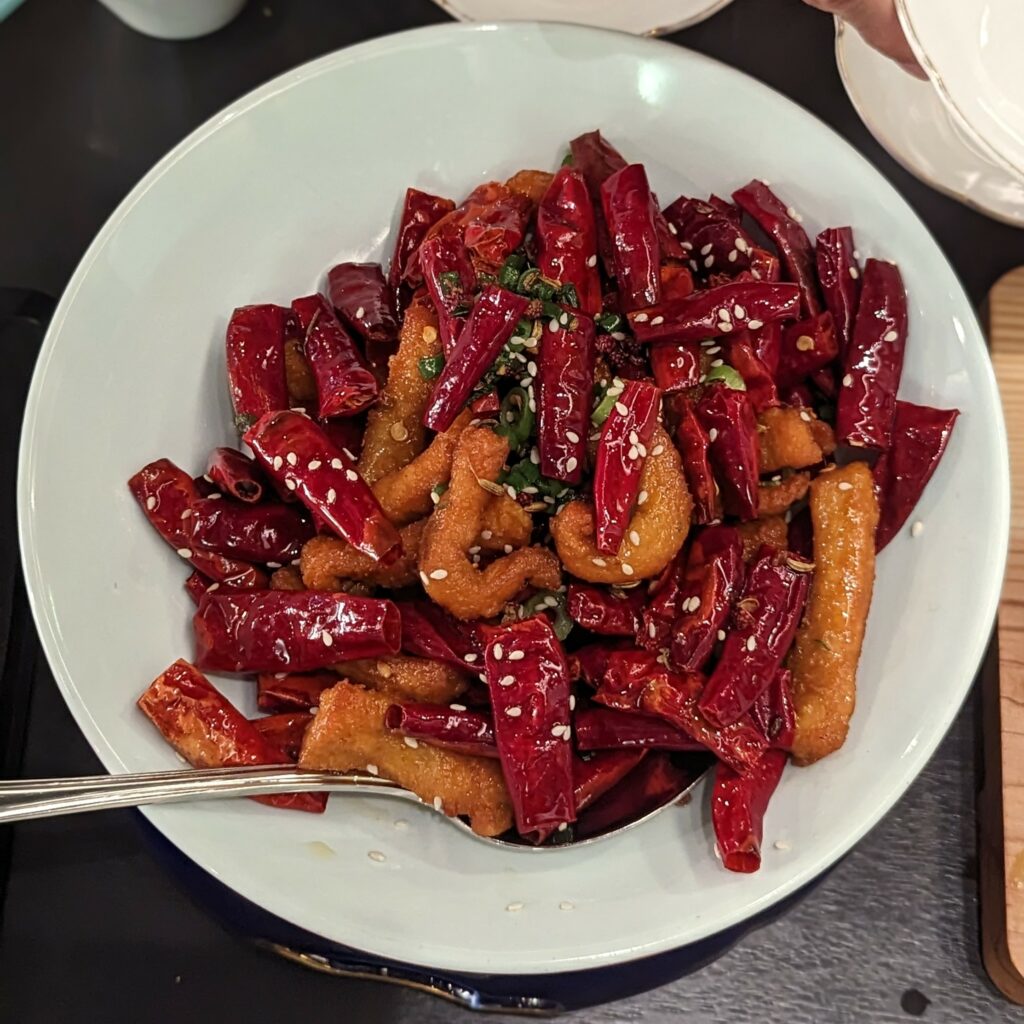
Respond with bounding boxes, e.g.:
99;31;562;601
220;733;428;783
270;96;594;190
836;19;1024;227
897;0;1024;178
18;22;1008;975
430;0;734;35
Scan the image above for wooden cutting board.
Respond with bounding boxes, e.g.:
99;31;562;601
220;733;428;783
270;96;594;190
981;265;1024;1003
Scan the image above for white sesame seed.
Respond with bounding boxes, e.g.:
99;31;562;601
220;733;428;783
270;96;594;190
690;260;699;271
481;529;493;540
559;900;575;911
403;736;419;749
638;490;649;506
285;478;297;490
786;205;802;222
837;481;853;492
566;430;580;445
273;456;284;471
207;583;220;593
911;520;924;537
331;457;344;469
592;557;607;567
493;644;504;660
321;631;333;648
202;474;214;484
286;452;297;466
429;568;449;580
629;430;640;445
266;561;282;569
734;305;746;319
700;243;713;256
569;695;577;711
747;319;763;331
355;306;365;320
774;839;791;851
615;401;628;416
633;313;649;323
508;650;525;661
746;635;757;652
506;706;523;718
884;330;898;342
648;621;657;638
704;255;715;268
586;253;598;267
506;901;524;912
504;544;514;554
565;456;579;474
433;796;444;811
711;359;724;368
345;469;358;482
366;764;379;776
529;397;536;413
621;563;634;576
717;321;733;333
326;487;337;503
180;508;192;520
853;250;861;259
728;249;738;263
628;445;639;460
668;222;679;236
652;444;665;456
145;495;157;511
717;629;727;641
708;427;719;443
368;850;386;862
176;548;192;559
706;345;721;356
500;674;514;687
551;724;564;738
430;491;440;505
308;459;322;470
527;360;538;377
849;267;860;279
419;571;430;587
548;318;560;333
629;530;641;545
651;315;665;326
736;237;749;253
800;410;812;422
842;373;853;387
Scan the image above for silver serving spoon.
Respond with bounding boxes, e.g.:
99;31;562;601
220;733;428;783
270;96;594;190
0;763;708;849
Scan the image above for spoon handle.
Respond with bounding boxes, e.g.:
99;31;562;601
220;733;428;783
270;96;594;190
0;765;411;823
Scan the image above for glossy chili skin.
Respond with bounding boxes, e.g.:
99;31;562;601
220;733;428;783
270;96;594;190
536;167;602;316
750;668;796;750
698;546;812;728
536;311;596;484
724;337;779;414
225;304;291;433
696;384;761;520
573;750;647;813
256;671;338;712
189;497;313;564
745;247;784;375
627;282;801;346
389;187;456;289
245;410;401;563
326;262;399;344
673;400;719;524
483;616;576;838
639;670;769;775
128;459;266;588
873;401;959;550
251;711;315;762
595;650;697;712
815;227;860;357
638;549;692;652
567;583;645;636
593;378;661;554
732;180;822;317
459;182;532;266
291;294;378;418
662;195;755;276
138;659;325;813
650;340;702;393
396;599;483;675
835;258;908;451
568;640;637;688
600;164;662;311
669;525;745;672
575;752;708;840
777;311;839;390
416;232;477;356
384;703;498;758
193;590;401;674
711;748;786;872
206;447;265;503
184;571;210;605
574;706;704;752
423;285;530;432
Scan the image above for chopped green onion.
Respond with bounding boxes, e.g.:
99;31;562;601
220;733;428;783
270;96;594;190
430;483;448;504
514;317;535;338
560;151;573;167
516;267;559;301
560;282;579;309
521;590;573;641
494;387;535;451
418;354;445;381
499;253;527;289
595;311;624;334
704;365;746;391
591;376;626;427
437;270;462;298
541;299;563;321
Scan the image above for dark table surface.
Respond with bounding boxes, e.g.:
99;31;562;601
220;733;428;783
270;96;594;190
2;1;1023;1021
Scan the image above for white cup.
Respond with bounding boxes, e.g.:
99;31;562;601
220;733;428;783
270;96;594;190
96;0;248;39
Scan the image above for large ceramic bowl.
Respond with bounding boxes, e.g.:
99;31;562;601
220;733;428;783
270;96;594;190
17;22;1008;976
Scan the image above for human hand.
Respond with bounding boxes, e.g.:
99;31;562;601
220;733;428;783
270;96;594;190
803;0;926;78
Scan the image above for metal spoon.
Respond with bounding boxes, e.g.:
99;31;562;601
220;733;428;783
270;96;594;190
0;763;708;849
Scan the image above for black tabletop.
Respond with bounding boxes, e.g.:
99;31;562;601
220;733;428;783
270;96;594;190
1;1;1022;1021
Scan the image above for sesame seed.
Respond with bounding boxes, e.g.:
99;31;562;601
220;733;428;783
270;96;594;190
429;568;449;580
266;561;282;569
273;456;284;471
629;530;641;545
286;452;297;466
180;508;192;520
176;548;192;559
615;401;628;416
500;674;514;686
565;456;579;473
551;723;565;738
592;557;607;567
330;458;342;470
566;430;580;444
527;360;538;376
481;530;493;540
747;319;763;331
837;481;853;491
849;266;860;280
463;653;478;663
433;796;444;811
366;764;379;775
559;900;575;911
734;305;746;320
430;491;440;505
368;850;386;862
326;487;337;503
648;621;657;638
717;629;727;641
403;736;419;749
668;222;679;236
746;636;757;652
638;490;649;505
308;459;322;471
736;237;749;252
711;358;724;368
717;321;732;333
145;495;157;511
629;430;640;445
354;306;365;320
700;243;713;256
419;571;430;587
633;313;649;323
708;427;719;443
628;445;639;460
911;520;924;537
548;318;559;333
377;661;393;677
652;444;665;456
202;474;214;483
842;373;853;386
706;345;721;356
506;901;524;912
586;253;598;267
508;650;525;661
651;315;665;326
800;410;812;421
345;469;358;482
320;631;334;648
704;255;715;268
621;563;634;576
493;644;504;660
786;205;802;222
884;330;898;342
504;544;513;554
728;249;738;262
506;706;523;718
570;695;577;711
207;583;220;593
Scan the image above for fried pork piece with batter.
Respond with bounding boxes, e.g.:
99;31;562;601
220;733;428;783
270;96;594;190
504;169;554;205
333;655;468;704
299;682;513;836
758;407;825;472
284;337;318;406
551;426;691;584
358;294;440;485
419;427;561;620
300;520;427;591
788;462;879;766
269;566;305;591
737;515;790;561
757;471;811;517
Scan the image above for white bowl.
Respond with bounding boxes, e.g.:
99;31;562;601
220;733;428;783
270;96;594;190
17;22;1008;975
